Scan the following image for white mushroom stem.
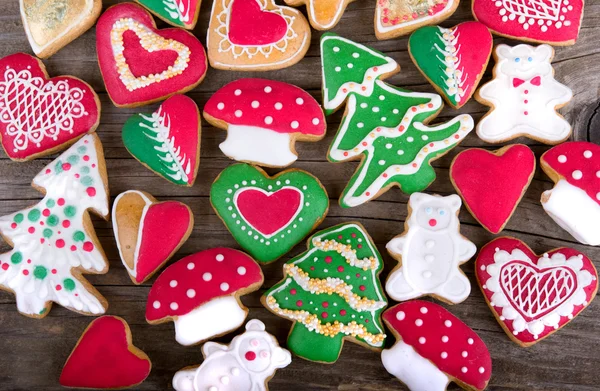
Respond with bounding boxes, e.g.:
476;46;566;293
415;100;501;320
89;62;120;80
174;295;247;346
381;341;449;391
220;125;297;167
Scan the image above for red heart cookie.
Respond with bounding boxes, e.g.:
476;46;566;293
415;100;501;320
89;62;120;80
236;188;302;236
113;190;193;284
60;316;152;388
0;53;100;161
229;0;288;45
476;237;598;346
96;3;207;107
450;145;535;233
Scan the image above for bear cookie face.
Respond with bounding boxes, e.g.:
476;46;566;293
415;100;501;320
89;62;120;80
413;194;461;232
496;44;554;78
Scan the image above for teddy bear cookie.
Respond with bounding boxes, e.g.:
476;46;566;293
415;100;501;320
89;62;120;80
408;21;493;109
0;53;100;162
123;94;201;186
375;0;459;39
540;142;600;245
0;134;109;318
207;0;310;71
382;301;492;391
172;319;291;391
204;78;326;167
135;0;201;29
263;222;387;363
211;164;329;264
96;3;208;108
451;145;536;234
20;0;102;58
476;237;598;346
60;316;152;389
476;44;573;144
321;33;474;208
112;190;193;284
386;193;477;305
146;248;263;346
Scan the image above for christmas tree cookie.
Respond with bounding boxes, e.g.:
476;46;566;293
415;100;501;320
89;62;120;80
263;222;387;363
135;0;201;29
321;34;474;208
0;134;109;318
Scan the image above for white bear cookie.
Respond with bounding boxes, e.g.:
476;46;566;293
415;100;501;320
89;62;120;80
386;193;476;305
476;44;573;145
172;319;291;391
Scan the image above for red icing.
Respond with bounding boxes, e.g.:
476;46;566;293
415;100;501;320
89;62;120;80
476;237;598;344
245;350;257;361
59;316;151;389
135;201;192;283
0;53;100;160
229;0;288;45
451;145;535;233
204;78;326;136
473;0;582;44
383;301;492;390
541;142;600;206
146;248;263;321
236;188;301;236
96;3;207;107
122;30;180;78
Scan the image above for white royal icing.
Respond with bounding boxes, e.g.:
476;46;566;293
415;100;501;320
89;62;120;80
386;193;476;304
220;125;296;167
477;44;572;143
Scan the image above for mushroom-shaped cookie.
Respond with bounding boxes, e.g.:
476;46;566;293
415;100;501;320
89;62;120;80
541;142;600;245
382;301;492;391
146;248;263;346
203;78;326;167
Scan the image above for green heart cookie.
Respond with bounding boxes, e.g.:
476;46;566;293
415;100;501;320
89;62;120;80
211;164;329;263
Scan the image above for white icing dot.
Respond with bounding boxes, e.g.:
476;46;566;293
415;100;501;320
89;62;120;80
232;367;240;376
378;160;386;165
333;46;340;52
203;272;212;281
187;263;195;270
352;52;360;58
335;66;341;72
596;192;600;201
422;135;428;141
251;100;260;108
372;106;380;113
584;150;593;158
415;319;423;326
235;110;242;118
441;352;448;359
170;302;179;311
238;266;247;275
187;289;196;298
572;170;583;180
275;102;283;110
234;89;242;96
479;367;485;374
445;320;452;327
386;143;392;149
216;254;224;261
407;137;414;142
291;121;299;129
397;150;404;155
442;336;449;343
461;367;468;373
265;116;273;125
418;337;426;344
296;98;304;105
425;240;435;248
153;301;160;309
217;102;225;110
558;155;567;163
170;280;178;288
396;311;405;320
420;307;428;314
264;86;272;93
462;351;468;358
347;63;353;68
312;118;320;125
220;282;230;291
357;123;364;128
468;338;474;345
221;376;230;385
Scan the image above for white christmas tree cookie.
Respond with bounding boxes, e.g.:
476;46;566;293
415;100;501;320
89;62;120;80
386;193;476;304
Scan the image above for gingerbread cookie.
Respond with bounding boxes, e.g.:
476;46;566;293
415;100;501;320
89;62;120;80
60;316;152;389
0;53;100;161
207;0;311;71
451;145;535;234
135;0;201;29
211;164;329;264
263;222;387;363
204;78;326;167
409;22;492;108
113;190;193;285
321;34;474;208
96;3;208;108
123;94;200;186
146;248;263;346
386;193;477;305
375;0;459;40
20;0;102;58
382;301;492;391
0;134;109;318
473;0;583;45
476;237;598;346
540;142;600;245
172;319;291;391
476;44;573;144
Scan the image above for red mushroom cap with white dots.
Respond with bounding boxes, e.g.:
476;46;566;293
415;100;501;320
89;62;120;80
204;78;326;137
383;301;492;391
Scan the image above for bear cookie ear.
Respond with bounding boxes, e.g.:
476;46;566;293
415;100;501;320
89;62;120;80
408;192;427;207
202;341;228;356
272;347;292;368
495;44;512;59
535;44;554;60
246;319;266;332
447;194;462;211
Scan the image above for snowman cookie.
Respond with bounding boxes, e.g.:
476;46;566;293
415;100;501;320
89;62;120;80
172;319;291;391
386;193;476;305
476;44;573;144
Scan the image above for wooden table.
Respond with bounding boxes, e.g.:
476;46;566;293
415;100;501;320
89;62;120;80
1;0;599;390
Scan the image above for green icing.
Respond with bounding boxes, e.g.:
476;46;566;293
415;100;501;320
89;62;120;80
27;209;40;222
46;199;55;208
13;213;24;223
46;215;59;227
54;161;63;174
211;164;329;264
80;166;90;174
264;223;387;363
11;252;23;264
136;0;196;28
63;278;76;292
43;228;53;238
80;176;93;186
77;146;87;154
73;231;85;242
67;154;80;165
34;266;48;280
64;206;76;218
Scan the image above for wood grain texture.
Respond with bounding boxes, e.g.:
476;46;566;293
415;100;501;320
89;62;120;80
0;0;599;390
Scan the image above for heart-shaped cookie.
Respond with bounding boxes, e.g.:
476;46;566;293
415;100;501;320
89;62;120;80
123;95;200;186
135;0;202;29
60;316;152;388
96;3;207;108
409;21;492;108
20;0;102;58
476;237;598;346
207;0;311;70
211;164;329;263
450;145;535;234
375;0;459;39
0;53;100;161
113;190;193;284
